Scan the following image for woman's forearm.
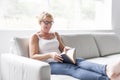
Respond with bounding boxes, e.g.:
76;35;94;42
30;53;51;61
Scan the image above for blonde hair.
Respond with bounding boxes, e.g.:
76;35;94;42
37;12;53;23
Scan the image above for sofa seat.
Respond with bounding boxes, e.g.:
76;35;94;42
51;75;79;80
51;54;120;80
87;54;120;65
2;32;120;80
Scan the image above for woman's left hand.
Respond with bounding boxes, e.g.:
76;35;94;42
63;46;72;54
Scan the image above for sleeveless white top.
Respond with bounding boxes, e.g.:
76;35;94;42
37;33;61;62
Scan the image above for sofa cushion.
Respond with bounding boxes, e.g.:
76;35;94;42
51;75;79;80
87;54;120;65
94;34;120;56
10;37;29;57
61;34;100;59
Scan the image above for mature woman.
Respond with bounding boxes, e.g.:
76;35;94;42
29;12;120;80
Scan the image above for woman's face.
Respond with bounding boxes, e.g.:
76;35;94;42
40;17;53;33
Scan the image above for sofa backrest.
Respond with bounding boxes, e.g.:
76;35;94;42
10;33;120;59
10;34;100;59
61;34;100;59
93;34;120;56
10;37;29;57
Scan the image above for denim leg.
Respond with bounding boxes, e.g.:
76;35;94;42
76;58;107;76
49;62;77;75
72;68;109;80
49;62;109;80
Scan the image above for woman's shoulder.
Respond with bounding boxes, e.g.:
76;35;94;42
53;32;61;39
30;33;39;41
54;32;60;36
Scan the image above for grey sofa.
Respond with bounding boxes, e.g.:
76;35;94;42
1;33;120;80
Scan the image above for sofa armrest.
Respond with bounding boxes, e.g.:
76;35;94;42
1;53;50;80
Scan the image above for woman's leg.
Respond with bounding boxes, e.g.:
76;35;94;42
72;68;109;80
76;58;107;76
49;62;109;80
76;58;120;80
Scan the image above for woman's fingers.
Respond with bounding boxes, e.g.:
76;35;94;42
64;46;72;53
55;54;63;62
50;52;63;62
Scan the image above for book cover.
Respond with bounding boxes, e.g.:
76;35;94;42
61;48;76;64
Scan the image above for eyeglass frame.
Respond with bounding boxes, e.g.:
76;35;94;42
41;20;54;25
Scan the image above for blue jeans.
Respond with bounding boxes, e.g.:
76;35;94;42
49;58;109;80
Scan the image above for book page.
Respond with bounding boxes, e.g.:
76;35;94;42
66;48;76;64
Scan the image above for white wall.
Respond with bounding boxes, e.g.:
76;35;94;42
0;30;36;53
112;0;120;34
1;0;120;53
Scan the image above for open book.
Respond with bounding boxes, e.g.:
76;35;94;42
61;48;76;64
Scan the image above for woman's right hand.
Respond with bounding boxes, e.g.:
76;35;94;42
50;52;63;62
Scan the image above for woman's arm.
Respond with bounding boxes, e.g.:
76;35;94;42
55;32;65;52
29;34;63;62
55;32;72;53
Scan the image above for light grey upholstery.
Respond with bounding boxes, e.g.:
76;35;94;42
1;33;120;80
94;34;120;56
51;75;79;80
61;34;100;59
10;37;29;57
8;36;78;80
1;54;50;80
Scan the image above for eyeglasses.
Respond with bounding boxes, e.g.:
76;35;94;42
42;20;54;25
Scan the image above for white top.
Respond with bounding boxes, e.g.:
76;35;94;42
37;33;61;62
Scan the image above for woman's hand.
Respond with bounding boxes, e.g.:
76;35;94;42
50;52;63;62
63;46;72;54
